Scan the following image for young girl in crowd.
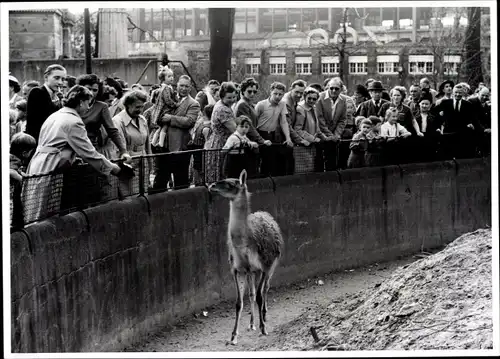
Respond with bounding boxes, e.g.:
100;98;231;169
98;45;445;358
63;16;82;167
150;65;179;149
380;107;412;164
365;116;385;167
222;116;259;178
347;118;372;168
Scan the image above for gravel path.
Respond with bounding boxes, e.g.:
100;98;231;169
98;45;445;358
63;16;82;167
125;256;420;352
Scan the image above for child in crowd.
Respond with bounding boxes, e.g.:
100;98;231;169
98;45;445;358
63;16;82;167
354;115;366;133
222;116;259;178
9;109;18;141
189;104;214;186
347;118;372;168
10;132;37;228
151;66;179;149
380;107;411;165
15;99;28;134
380;108;412;139
365;116;385;167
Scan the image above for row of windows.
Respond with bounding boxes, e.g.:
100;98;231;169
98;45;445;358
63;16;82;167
238;58;461;75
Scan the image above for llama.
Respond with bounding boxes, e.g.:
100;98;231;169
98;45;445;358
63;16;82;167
209;169;284;345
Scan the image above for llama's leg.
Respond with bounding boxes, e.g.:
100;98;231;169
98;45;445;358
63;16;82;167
256;271;269;336
230;270;246;345
262;275;271;323
247;272;257;331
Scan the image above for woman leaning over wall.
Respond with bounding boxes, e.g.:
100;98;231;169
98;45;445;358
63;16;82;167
23;86;128;224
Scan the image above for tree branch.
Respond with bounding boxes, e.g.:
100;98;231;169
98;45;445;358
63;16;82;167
127;15;161;44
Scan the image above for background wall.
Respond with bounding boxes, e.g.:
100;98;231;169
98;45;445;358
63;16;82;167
8;57;158;87
10;158;491;353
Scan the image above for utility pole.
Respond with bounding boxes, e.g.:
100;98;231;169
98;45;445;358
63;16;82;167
84;8;92;74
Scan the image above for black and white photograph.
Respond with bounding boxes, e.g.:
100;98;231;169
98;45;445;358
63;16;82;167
2;1;498;356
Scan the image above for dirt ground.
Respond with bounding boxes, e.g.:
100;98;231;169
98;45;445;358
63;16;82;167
125;228;493;353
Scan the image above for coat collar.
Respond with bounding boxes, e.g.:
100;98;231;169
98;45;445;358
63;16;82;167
60;107;80;117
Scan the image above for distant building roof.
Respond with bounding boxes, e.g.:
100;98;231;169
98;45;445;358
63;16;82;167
10;9;62;15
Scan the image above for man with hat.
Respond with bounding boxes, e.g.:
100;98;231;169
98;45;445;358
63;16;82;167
9;74;23;110
355;80;389;118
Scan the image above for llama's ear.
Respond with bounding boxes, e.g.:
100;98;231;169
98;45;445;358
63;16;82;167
239;169;247;185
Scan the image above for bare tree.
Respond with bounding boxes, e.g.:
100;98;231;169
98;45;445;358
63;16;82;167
464;7;483;88
303;8;367;88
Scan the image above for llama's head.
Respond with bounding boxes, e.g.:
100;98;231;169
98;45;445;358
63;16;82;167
208;170;248;200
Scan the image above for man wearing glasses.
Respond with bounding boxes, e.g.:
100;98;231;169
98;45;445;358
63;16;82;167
316;77;348;171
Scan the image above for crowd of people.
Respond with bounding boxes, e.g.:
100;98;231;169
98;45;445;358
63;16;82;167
8;63;492;227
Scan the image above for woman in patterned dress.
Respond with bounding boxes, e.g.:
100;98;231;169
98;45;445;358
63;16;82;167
203;82;239;183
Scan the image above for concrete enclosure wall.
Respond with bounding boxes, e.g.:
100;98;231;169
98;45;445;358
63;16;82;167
10;158;491;352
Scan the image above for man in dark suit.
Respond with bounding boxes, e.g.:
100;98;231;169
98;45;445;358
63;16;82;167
26;64;67;142
437;84;477;159
355;80;389;118
151;75;201;191
282;80;310;146
468;87;491;155
316;77;348;171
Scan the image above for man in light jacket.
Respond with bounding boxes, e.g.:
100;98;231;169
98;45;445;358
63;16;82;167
316;77;348;171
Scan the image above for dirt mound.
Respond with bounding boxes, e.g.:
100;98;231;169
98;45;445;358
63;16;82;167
267;228;493;351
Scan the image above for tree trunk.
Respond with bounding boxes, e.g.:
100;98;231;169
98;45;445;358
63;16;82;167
464;7;483;89
338;8;348;86
208;8;235;83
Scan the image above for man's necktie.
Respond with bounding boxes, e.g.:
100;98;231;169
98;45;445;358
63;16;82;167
454;100;459;113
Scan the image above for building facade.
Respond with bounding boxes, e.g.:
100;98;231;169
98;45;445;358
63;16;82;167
128;7;491;93
9;9;75;60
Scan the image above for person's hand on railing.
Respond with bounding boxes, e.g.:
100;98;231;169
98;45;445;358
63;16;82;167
263;140;272;146
300;139;311;147
314;137;321;143
250;141;259;149
417;131;425;137
283;139;294;148
402;132;412;139
120;152;132;164
467;124;475;130
436;129;443;135
484;128;491;134
110;162;135;180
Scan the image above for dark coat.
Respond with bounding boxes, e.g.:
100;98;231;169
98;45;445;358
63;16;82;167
26;86;61;142
355;98;389;118
436;98;476;134
468;97;491;131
